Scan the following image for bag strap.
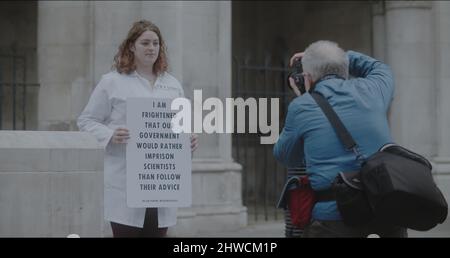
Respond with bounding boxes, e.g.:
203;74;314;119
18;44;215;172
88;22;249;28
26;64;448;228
310;92;365;161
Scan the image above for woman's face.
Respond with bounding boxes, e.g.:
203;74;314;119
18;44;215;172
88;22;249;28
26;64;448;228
131;30;160;68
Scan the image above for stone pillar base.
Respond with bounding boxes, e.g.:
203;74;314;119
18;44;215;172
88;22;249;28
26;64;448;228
430;157;450;233
433;157;450;174
169;159;247;237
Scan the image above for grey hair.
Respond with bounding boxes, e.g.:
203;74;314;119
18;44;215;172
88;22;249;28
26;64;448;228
301;40;349;81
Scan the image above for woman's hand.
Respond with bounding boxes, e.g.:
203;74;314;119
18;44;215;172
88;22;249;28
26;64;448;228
190;134;199;153
112;127;130;144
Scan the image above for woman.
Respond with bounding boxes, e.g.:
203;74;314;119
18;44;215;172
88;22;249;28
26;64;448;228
78;20;198;237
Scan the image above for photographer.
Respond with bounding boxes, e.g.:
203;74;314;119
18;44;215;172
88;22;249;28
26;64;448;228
273;40;406;237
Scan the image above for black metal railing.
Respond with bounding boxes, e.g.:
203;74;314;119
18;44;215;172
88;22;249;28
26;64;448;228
0;52;39;130
232;55;297;223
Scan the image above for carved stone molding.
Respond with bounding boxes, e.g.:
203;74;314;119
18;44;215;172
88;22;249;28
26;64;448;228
386;1;432;11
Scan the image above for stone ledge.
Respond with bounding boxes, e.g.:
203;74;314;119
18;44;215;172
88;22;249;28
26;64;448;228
0;131;103;149
386;1;432;11
0;131;103;172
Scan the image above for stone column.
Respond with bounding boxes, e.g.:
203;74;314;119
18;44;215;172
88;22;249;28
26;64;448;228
372;1;386;61
144;1;245;236
37;1;93;131
92;1;141;83
385;1;435;158
432;1;450;211
433;1;450;172
140;1;184;81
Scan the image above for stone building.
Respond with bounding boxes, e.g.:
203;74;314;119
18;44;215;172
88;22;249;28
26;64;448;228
0;1;449;236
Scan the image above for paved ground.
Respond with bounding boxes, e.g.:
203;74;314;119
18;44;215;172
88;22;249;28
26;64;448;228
197;221;285;238
196;220;450;238
409;227;450;238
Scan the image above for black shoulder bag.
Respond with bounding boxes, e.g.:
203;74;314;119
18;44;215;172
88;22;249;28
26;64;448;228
310;92;448;231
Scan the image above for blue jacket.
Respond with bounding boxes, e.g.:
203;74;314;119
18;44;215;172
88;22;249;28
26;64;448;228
273;51;395;220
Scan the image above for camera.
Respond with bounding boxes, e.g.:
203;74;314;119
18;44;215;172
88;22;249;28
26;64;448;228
287;58;306;95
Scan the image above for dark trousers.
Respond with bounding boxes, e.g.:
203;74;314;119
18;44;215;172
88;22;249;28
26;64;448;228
303;219;407;238
110;208;168;238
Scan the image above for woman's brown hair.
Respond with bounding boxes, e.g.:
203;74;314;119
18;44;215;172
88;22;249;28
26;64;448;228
113;20;168;76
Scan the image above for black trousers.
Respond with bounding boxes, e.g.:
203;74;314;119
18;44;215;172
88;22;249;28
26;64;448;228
303;219;407;238
110;208;168;238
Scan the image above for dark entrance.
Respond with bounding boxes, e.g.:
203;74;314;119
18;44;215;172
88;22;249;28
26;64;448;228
232;1;373;223
232;53;295;223
0;1;39;130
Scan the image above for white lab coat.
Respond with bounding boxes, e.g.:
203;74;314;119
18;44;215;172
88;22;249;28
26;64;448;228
77;70;184;228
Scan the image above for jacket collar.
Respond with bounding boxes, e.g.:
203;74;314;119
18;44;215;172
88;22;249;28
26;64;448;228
311;74;345;92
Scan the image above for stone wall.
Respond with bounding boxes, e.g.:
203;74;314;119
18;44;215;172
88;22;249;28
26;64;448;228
0;130;247;237
0;131;104;237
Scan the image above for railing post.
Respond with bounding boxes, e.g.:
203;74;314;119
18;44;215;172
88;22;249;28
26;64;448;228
232;54;293;223
263;53;271;221
22;56;27;130
0;61;3;129
12;46;17;130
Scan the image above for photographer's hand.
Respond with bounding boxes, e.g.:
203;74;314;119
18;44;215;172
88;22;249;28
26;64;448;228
288;77;302;96
289;52;305;96
289;52;304;67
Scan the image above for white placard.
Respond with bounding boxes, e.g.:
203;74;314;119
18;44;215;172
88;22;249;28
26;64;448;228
126;98;191;207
